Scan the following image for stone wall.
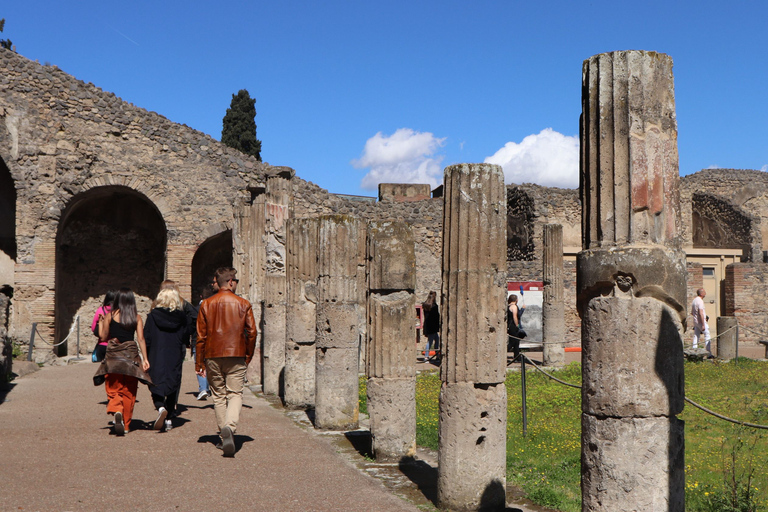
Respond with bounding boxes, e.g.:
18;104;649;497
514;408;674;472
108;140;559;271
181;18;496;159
724;263;768;344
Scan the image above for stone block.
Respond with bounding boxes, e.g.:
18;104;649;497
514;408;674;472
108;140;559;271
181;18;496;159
581;414;684;512
262;302;286;396
314;346;359;430
378;183;431;202
366;291;415;379
367;377;416;460
367;221;416;292
316;302;360;349
582;295;684;417
284;341;315;408
437;381;507;512
717;316;738;359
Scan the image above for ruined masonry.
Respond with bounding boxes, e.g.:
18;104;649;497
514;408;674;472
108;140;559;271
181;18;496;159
578;50;686;512
542;223;565;366
284;216;319;408
437;164;507;512
261;169;293;396
314;215;365;430
365;220;416;460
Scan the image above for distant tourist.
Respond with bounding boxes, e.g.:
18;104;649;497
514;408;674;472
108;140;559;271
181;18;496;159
93;288;152;436
90;290;116;362
196;267;258;457
507;293;527;360
191;282;217;401
144;281;190;432
421;291;440;363
691;288;712;356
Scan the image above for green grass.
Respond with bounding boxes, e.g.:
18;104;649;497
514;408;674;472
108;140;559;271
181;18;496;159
360;358;768;511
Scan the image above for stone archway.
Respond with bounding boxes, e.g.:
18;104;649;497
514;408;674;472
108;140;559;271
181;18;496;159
55;186;167;355
190;230;233;305
0;156;16;287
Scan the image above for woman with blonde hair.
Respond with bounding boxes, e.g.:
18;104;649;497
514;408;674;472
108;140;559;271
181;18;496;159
144;283;188;431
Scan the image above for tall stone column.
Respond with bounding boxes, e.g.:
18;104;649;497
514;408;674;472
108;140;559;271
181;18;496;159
315;215;364;430
262;167;294;396
284;217;319;408
542;224;565;366
437;163;507;512
579;50;686;512
234;191;266;385
366;221;416;460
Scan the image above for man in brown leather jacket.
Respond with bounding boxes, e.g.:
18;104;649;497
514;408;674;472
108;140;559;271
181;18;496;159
196;267;257;457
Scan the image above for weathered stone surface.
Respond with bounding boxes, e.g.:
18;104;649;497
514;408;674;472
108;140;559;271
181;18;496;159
284;341;315;408
367;377;416;460
543;223;565;366
581;50;681;251
579;50;685;512
440;164;507;385
716;316;738;359
262;301;286;396
378;183;432;202
437;381;507;512
316;303;360;349
582;296;684;417
366;292;415;379
314;346;359;430
581;415;685;512
246;301;264;386
317;216;364;303
367;221;416;292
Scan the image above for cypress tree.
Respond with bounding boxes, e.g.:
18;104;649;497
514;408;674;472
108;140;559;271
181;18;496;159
221;89;262;161
0;19;13;51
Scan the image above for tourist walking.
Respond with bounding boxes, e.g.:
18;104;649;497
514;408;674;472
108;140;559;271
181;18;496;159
421;291;440;363
93;288;152;436
144;283;189;432
507;294;526;360
691;287;712;356
90;290;116;362
191;283;216;401
196;267;258;457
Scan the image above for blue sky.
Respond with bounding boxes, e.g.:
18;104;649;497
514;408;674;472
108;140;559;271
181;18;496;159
3;1;766;197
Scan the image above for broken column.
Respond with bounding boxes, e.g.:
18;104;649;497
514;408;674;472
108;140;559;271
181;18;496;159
284;217;319;409
717;316;738;359
542;223;565;366
262;167;293;396
315;215;364;430
437;163;507;512
579;50;686;512
366;220;416;460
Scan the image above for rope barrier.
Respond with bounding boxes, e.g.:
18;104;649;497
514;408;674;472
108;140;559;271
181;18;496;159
33;316;78;348
517;354;768;431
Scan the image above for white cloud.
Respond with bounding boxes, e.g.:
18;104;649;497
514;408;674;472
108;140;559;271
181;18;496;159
484;128;579;188
353;128;446;190
761;164;767;172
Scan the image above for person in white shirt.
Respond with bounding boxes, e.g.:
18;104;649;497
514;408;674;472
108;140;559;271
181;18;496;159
691;288;712;356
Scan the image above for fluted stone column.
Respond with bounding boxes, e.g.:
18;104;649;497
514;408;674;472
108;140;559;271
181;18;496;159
233;191;266;386
315;215;364;430
543;224;566;366
262;167;293;396
717;316;738;360
284;217;319;408
366;221;416;460
579;50;685;512
437;164;507;512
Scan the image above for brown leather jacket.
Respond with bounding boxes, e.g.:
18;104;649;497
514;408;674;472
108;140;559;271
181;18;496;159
196;290;258;372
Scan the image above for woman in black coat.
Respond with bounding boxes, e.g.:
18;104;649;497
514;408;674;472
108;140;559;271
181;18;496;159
144;286;188;432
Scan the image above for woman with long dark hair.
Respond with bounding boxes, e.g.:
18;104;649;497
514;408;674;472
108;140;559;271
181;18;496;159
422;291;440;363
93;288;151;436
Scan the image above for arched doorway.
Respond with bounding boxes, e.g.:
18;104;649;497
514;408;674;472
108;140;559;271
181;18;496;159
55;186;167;355
191;230;232;305
0;156;16;287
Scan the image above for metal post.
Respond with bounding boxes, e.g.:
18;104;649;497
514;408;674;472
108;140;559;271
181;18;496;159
27;322;36;361
73;316;84;361
521;353;528;437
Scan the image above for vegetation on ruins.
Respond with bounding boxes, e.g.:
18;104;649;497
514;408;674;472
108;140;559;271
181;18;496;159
221;89;262;161
360;359;768;511
0;18;13;51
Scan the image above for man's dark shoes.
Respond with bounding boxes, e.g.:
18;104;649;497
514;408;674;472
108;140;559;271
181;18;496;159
114;412;125;436
221;426;235;457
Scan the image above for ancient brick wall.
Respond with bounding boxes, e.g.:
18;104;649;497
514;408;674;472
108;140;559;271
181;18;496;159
724;263;768;345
